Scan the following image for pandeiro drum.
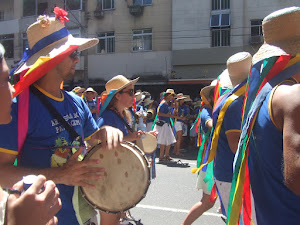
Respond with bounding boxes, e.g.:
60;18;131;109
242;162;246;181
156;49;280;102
80;142;150;213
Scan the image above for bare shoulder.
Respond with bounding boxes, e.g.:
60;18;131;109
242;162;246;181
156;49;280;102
272;83;300;130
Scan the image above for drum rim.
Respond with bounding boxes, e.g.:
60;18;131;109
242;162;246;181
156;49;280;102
80;141;151;214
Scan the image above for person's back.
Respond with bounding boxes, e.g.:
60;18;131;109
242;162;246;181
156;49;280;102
249;83;300;225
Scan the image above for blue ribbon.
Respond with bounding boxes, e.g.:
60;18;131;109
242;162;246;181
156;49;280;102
10;27;70;77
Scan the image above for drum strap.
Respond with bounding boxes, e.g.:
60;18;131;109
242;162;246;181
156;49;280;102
30;86;84;146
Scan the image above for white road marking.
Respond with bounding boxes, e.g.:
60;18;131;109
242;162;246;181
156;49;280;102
136;204;222;217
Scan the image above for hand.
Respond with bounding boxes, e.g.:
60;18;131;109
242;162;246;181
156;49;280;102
58;148;105;188
5;175;61;225
96;126;123;149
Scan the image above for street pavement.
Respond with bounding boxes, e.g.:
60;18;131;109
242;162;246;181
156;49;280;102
127;147;226;225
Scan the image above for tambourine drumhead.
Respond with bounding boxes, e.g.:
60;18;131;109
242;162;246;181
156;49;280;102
136;133;157;154
80;142;150;213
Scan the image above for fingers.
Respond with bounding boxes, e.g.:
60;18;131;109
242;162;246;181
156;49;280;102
28;175;46;194
46;216;58;225
11;180;24;193
49;194;62;216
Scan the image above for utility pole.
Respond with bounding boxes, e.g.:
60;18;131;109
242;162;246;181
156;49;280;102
83;0;90;88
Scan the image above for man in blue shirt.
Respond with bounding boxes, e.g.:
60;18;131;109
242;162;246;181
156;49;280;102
0;13;123;225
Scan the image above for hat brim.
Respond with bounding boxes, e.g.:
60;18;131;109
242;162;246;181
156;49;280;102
177;97;187;100
115;77;139;93
144;99;154;106
14;35;99;75
75;88;85;93
252;43;287;64
200;85;215;106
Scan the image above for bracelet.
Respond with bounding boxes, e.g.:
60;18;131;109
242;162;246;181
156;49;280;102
7;188;22;195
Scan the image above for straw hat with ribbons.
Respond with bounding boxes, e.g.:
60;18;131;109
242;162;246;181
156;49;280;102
144;98;154;106
99;75;139;116
12;7;99;97
253;7;300;63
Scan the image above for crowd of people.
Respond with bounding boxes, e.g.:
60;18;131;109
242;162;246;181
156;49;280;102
0;5;300;225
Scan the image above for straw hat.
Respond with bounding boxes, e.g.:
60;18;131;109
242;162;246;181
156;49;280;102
144;98;154;106
72;86;85;93
135;91;146;102
14;11;98;74
252;7;300;63
184;95;192;102
165;89;176;95
220;52;252;88
105;75;139;94
176;93;187;100
85;87;97;94
200;79;217;106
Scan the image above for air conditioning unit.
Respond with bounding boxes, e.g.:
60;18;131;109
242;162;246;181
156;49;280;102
94;10;104;19
250;35;263;44
128;5;144;16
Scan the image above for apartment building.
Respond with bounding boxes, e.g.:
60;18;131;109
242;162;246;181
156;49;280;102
171;0;299;94
1;1;299;96
0;0;172;93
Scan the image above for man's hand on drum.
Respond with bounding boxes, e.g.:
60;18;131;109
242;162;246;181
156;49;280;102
59;147;105;188
94;125;124;150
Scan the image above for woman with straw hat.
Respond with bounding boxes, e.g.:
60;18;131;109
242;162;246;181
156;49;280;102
84;87;98;121
0;9;123;225
173;93;188;157
97;75;146;225
153;89;182;162
228;7;300;225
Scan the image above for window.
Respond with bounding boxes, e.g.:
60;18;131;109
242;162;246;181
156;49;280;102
65;0;82;10
97;32;115;54
132;29;152;51
0;11;4;21
211;28;230;47
212;0;230;11
23;0;36;17
0;34;14;58
102;0;114;10
22;32;29;51
251;20;263;36
133;0;152;6
210;13;230;27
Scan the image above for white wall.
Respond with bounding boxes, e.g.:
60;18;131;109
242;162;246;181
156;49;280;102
88;51;172;80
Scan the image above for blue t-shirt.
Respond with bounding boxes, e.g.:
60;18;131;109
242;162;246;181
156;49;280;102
200;107;212;134
0;86;99;225
85;99;97;120
214;97;243;182
249;91;300;225
157;103;172;123
98;109;130;136
177;104;189;122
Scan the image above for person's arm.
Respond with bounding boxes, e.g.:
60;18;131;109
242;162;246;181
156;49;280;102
157;112;184;120
205;119;213;131
272;84;300;195
0;148;104;188
226;130;241;154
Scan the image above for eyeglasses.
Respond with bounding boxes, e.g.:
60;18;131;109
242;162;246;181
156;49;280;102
69;50;80;60
119;89;134;96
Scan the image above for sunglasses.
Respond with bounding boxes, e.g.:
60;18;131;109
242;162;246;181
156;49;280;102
69;50;80;60
119;89;134;96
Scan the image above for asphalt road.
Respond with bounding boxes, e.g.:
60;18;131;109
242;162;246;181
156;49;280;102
127;147;226;225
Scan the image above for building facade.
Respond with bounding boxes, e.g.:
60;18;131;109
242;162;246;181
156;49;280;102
0;0;172;92
171;0;299;84
0;0;299;97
